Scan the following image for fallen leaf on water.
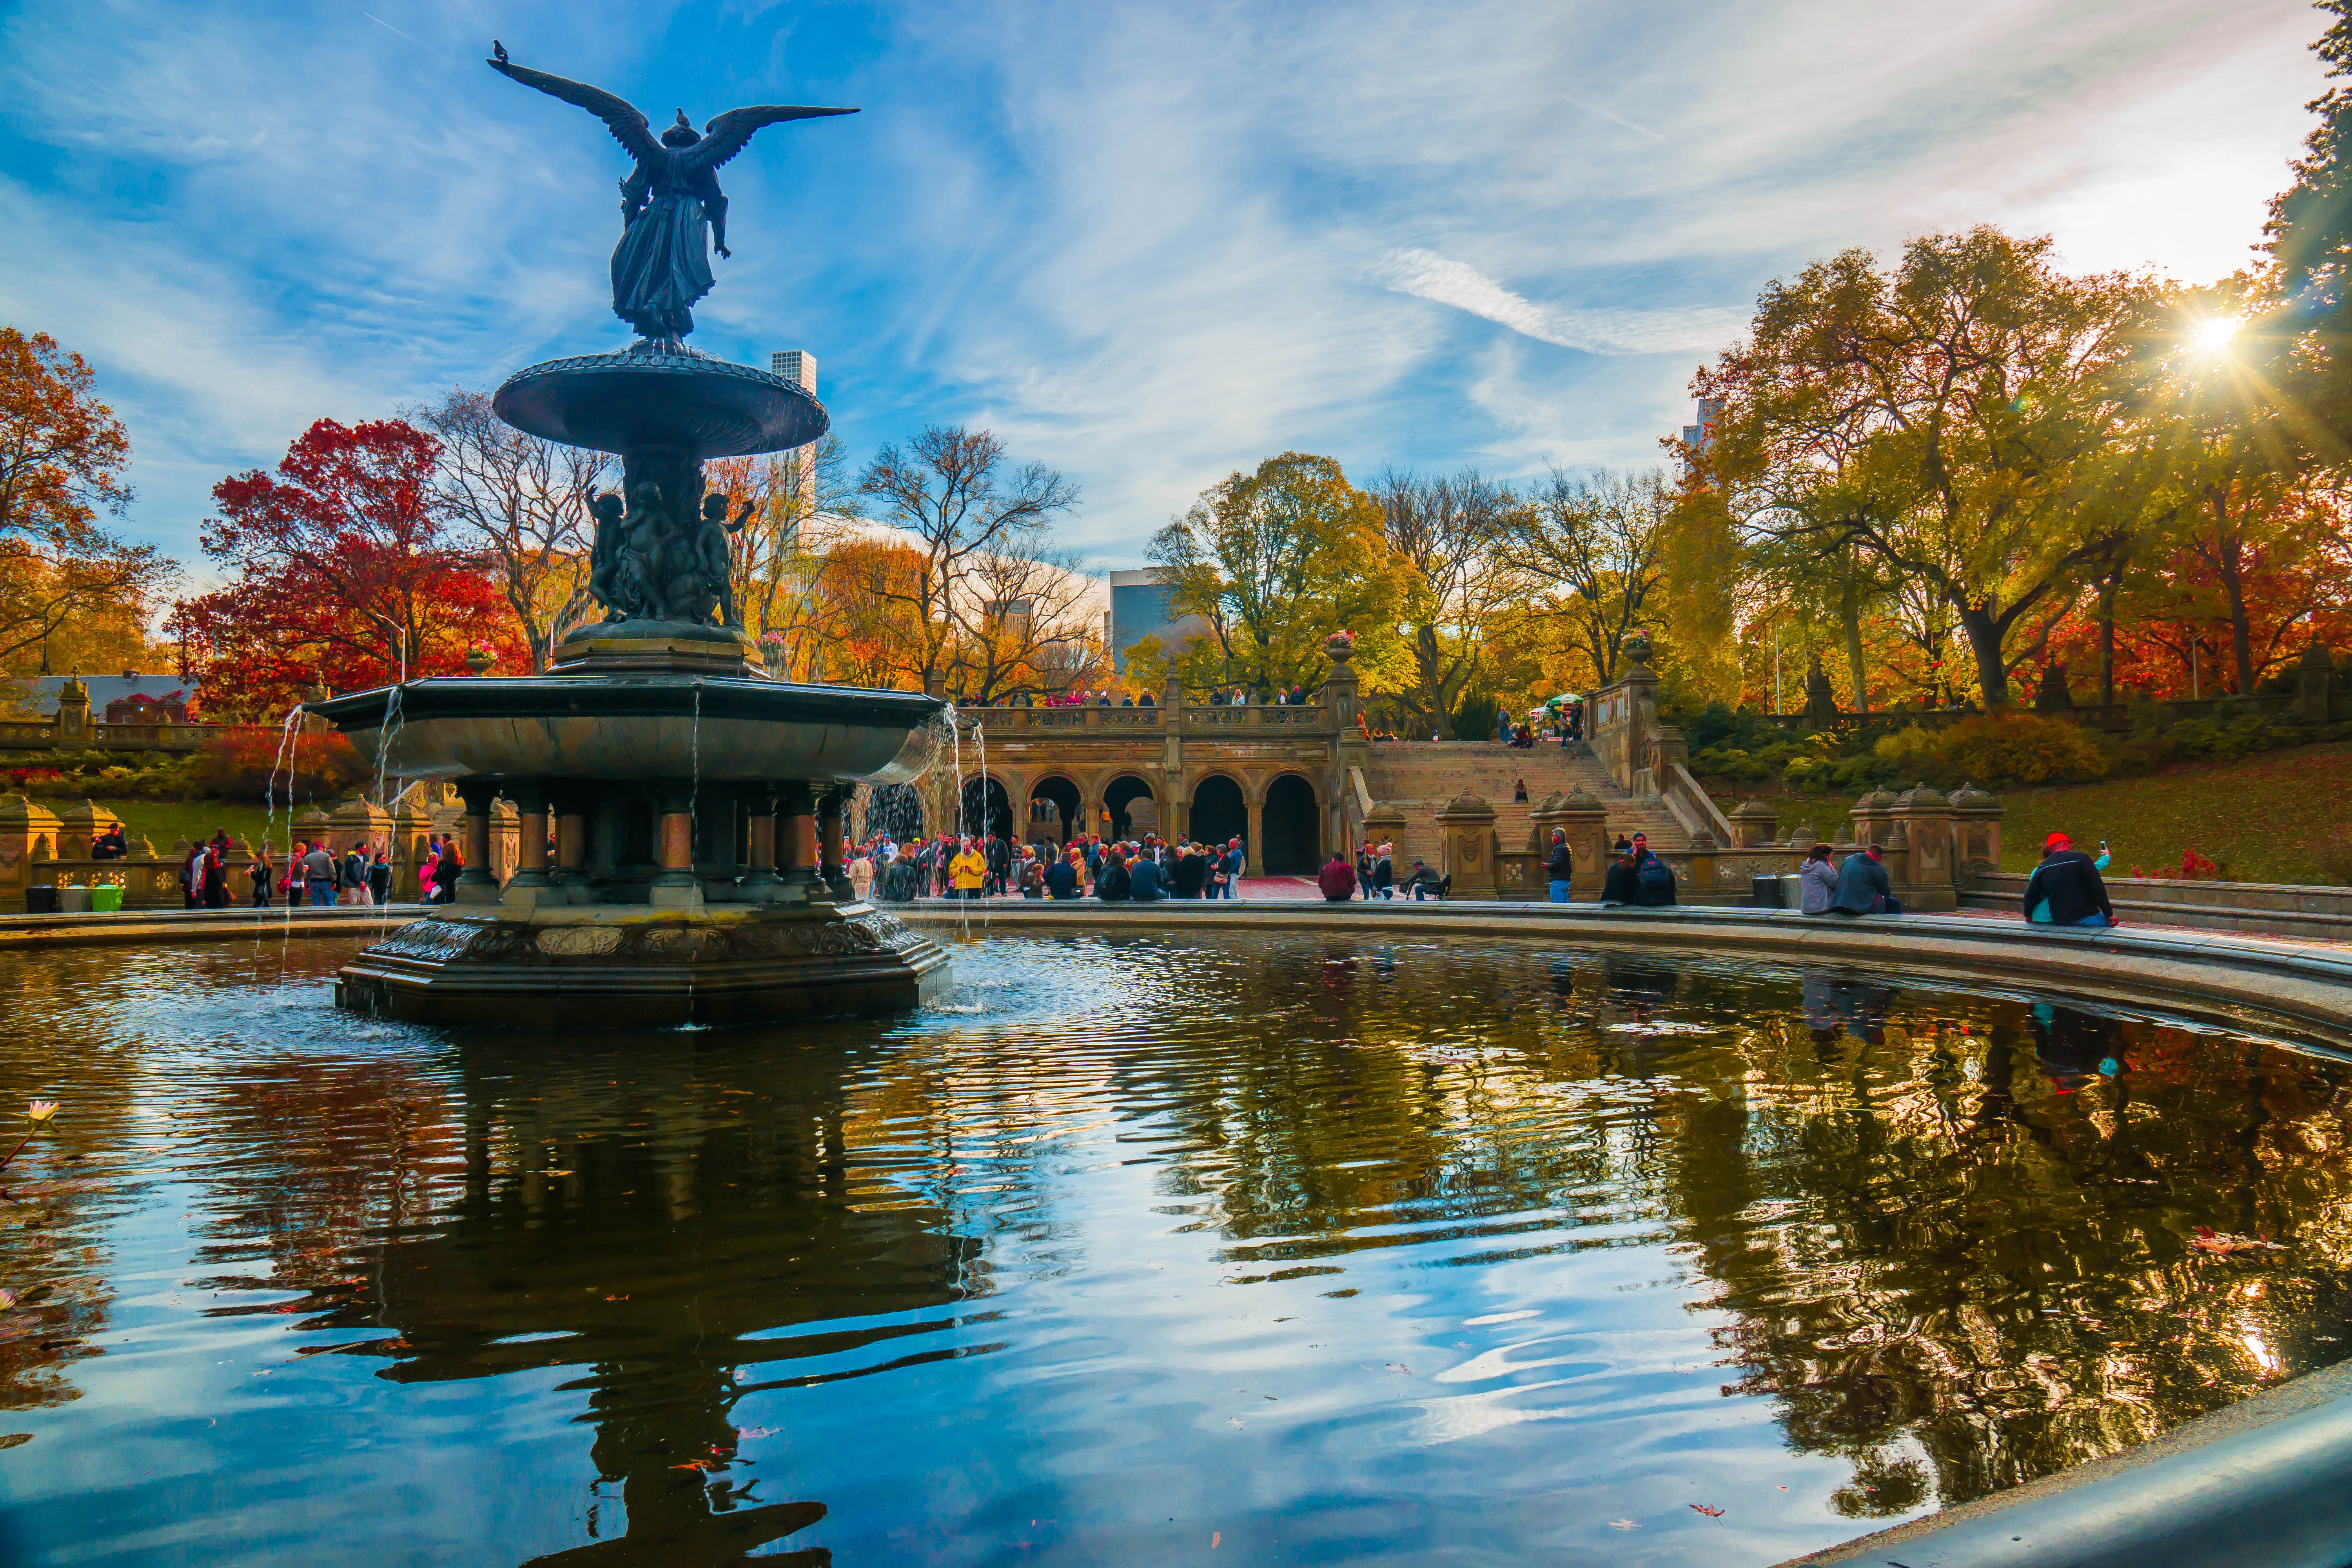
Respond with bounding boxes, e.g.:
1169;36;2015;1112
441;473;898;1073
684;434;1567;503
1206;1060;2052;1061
0;1434;29;1450
1690;1504;1724;1518
1211;1531;1220;1549
1607;1519;1639;1530
736;1426;779;1440
2191;1226;2285;1256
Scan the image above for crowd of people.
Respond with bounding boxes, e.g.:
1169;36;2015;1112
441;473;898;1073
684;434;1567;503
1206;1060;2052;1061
845;829;1248;903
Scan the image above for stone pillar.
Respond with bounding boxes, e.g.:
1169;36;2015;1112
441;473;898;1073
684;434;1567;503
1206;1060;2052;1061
818;784;851;900
0;795;61;911
1949;782;2004;885
549;786;590;887
649;779;700;909
53;800;121;860
1557;787;1609;898
746;786;778;876
503;779;552;906
1362;801;1406;869
454;780;499;905
1881;782;1954;909
1849;788;1898;854
1435;793;1497;898
293;805;332;859
1728;799;1778;848
776;780;821;900
1318;631;1360;731
1245;792;1265;877
53;673;89;744
394;786;437;900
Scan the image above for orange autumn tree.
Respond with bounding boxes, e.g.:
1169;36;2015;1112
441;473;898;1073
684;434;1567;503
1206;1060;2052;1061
168;418;523;718
0;327;173;676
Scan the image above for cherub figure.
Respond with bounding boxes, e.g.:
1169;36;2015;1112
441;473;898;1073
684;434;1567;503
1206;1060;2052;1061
587;490;630;621
697;492;757;628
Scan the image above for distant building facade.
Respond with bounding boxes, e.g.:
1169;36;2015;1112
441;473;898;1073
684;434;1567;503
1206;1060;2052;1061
1108;569;1208;672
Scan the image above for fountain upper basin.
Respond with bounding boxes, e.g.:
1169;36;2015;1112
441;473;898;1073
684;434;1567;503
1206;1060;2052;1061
307;675;943;784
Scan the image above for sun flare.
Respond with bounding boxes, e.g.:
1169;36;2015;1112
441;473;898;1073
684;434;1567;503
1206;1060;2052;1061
2191;316;2240;351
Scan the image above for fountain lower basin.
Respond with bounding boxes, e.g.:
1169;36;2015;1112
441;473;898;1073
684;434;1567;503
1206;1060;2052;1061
305;661;952;1027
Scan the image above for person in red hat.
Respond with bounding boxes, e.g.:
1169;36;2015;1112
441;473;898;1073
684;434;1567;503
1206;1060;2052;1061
2022;831;2118;927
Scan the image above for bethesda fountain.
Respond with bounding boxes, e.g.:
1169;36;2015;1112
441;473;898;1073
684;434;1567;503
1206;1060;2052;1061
309;45;948;1027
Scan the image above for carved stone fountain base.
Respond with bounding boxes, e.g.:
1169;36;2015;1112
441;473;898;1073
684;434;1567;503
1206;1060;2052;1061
334;902;950;1028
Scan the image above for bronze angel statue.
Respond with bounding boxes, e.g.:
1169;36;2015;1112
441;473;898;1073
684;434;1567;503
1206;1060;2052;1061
488;42;856;346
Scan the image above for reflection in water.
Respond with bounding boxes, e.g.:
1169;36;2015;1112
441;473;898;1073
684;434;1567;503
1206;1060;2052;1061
0;934;2348;1565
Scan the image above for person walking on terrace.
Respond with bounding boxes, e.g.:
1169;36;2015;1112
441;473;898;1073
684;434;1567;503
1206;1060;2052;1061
1544;829;1573;903
2022;832;2120;928
1798;843;1839;915
1319;849;1357;903
1830;844;1900;916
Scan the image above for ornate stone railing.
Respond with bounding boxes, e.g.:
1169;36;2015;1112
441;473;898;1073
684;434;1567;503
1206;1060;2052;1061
0;718;239;755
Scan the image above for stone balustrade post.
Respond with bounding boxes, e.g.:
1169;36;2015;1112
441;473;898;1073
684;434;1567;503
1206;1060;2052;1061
1949;782;2004;885
1556;787;1610;898
2298;643;2337;724
0;795;61;911
1728;798;1778;848
1436;793;1497;898
1886;783;1957;911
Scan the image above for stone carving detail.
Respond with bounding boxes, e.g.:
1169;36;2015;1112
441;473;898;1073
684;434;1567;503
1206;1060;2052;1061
539;925;624;957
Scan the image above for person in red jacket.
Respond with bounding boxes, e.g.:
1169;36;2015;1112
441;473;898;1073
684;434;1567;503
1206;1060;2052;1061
1318;850;1358;903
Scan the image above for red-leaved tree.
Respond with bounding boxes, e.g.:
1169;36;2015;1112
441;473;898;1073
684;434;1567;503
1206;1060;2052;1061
168;419;523;717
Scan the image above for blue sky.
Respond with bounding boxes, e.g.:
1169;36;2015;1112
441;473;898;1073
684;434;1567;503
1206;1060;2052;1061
0;0;2328;580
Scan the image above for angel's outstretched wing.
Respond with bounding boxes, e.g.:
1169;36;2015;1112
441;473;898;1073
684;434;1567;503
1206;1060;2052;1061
488;55;663;168
688;104;860;173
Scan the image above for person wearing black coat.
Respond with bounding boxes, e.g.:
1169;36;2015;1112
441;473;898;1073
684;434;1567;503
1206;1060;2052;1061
1096;856;1131;901
2022;833;2118;927
1128;857;1163;902
1169;849;1208;898
1543;830;1573;902
1044;855;1079;899
1629;848;1677;907
1600;849;1641;906
1830;846;1899;916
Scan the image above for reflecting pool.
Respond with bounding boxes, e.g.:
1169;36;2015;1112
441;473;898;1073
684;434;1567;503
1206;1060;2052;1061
0;930;2347;1566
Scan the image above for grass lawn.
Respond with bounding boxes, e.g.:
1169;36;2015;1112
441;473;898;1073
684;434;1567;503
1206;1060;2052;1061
1706;741;2352;886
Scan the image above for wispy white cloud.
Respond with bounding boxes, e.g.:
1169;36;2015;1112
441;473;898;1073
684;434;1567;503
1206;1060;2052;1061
1366;249;1744;356
0;0;2329;574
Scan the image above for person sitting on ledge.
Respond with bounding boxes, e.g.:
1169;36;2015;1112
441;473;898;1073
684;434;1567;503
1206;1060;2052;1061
1319;849;1357;903
1798;843;1839;915
2022;831;2120;928
1629;834;1676;907
1096;850;1131;901
1829;843;1900;916
1600;844;1640;906
1402;859;1444;900
1128;851;1163;902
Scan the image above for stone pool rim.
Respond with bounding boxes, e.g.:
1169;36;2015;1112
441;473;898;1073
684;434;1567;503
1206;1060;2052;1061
4;898;2348;1054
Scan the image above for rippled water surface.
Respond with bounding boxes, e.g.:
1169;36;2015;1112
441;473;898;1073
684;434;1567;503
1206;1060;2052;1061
0;931;2348;1566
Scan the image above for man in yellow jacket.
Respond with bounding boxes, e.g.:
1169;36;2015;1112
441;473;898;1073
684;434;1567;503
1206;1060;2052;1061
949;839;989;900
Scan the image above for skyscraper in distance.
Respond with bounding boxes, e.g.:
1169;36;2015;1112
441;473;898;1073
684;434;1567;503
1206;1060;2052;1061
771;350;820;535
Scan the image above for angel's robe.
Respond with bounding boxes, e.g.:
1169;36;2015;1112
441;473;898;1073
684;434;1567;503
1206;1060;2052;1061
611;154;728;340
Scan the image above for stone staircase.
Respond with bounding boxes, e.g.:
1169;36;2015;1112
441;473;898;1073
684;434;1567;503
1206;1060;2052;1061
1360;742;1691;872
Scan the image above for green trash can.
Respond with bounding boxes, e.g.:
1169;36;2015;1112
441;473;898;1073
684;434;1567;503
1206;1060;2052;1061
90;884;123;913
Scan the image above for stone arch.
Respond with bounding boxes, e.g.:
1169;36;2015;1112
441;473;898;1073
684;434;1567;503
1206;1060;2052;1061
959;775;1013;842
1102;773;1156;840
1187;772;1247;847
1026;773;1083;844
1263;772;1320;874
